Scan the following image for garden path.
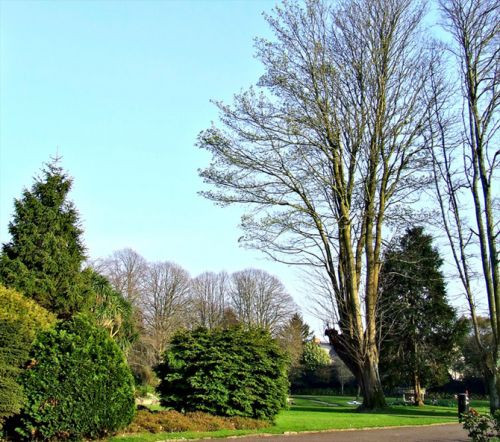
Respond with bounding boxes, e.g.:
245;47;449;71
223;423;467;442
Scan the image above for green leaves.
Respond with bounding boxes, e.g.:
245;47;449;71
0;161;88;318
156;327;289;421
379;227;466;390
16;315;135;440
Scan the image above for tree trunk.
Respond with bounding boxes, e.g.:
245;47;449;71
359;358;386;409
413;373;424;406
483;360;500;413
326;328;386;409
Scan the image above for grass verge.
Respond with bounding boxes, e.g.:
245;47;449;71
110;395;487;441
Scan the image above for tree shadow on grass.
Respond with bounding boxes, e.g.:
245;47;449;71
290;406;458;418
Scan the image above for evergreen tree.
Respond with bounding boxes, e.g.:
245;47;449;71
277;313;312;384
378;227;467;405
0;160;88;317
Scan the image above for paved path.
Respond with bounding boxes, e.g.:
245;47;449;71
220;423;468;442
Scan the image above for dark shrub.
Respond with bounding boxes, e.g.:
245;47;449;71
16;315;135;440
155;327;288;421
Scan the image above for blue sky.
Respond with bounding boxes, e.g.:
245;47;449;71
0;0;476;333
0;0;324;330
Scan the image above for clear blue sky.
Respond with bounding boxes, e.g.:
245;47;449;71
0;0;474;333
0;0;325;331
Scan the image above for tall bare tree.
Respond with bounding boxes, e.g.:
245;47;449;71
141;261;191;361
198;0;438;408
95;248;147;306
189;271;229;329
428;0;499;411
230;269;295;334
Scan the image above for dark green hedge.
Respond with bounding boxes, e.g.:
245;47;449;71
155;327;289;421
15;315;135;440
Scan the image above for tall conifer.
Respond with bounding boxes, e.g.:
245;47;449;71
378;227;466;405
0;160;88;317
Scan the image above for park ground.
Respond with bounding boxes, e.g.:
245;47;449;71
110;395;487;442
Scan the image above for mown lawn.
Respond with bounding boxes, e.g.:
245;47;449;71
110;395;485;441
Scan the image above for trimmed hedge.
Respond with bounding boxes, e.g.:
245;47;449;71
155;327;289;421
16;315;135;440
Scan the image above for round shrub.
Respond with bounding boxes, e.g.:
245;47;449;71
16;315;135;440
155;327;289;421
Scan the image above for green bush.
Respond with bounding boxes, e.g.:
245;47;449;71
155;327;289;421
0;285;56;429
15;315;135;440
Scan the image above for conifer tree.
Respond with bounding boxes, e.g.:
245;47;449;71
0;160;88;317
378;227;467;405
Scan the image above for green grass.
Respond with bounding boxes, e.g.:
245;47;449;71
110;395;488;442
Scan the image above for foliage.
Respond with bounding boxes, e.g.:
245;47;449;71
85;268;138;352
0;284;56;343
379;227;467;394
155;326;289;420
15;315;135;440
462;409;500;442
277;314;311;369
126;409;269;434
0;161;89;317
0;285;55;429
0;319;30;430
452;317;493;379
301;341;331;373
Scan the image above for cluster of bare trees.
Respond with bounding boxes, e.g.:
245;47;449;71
197;0;498;410
95;248;297;364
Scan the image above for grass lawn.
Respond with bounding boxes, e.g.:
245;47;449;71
110;395;487;442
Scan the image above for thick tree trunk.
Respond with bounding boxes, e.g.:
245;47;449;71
483;356;500;413
326;329;386;409
486;372;500;412
413;373;424;406
359;358;386;409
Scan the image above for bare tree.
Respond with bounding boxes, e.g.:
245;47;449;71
230;269;296;334
141;261;191;361
189;271;229;329
332;355;355;396
428;0;499;411
198;0;437;408
95;248;147;306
